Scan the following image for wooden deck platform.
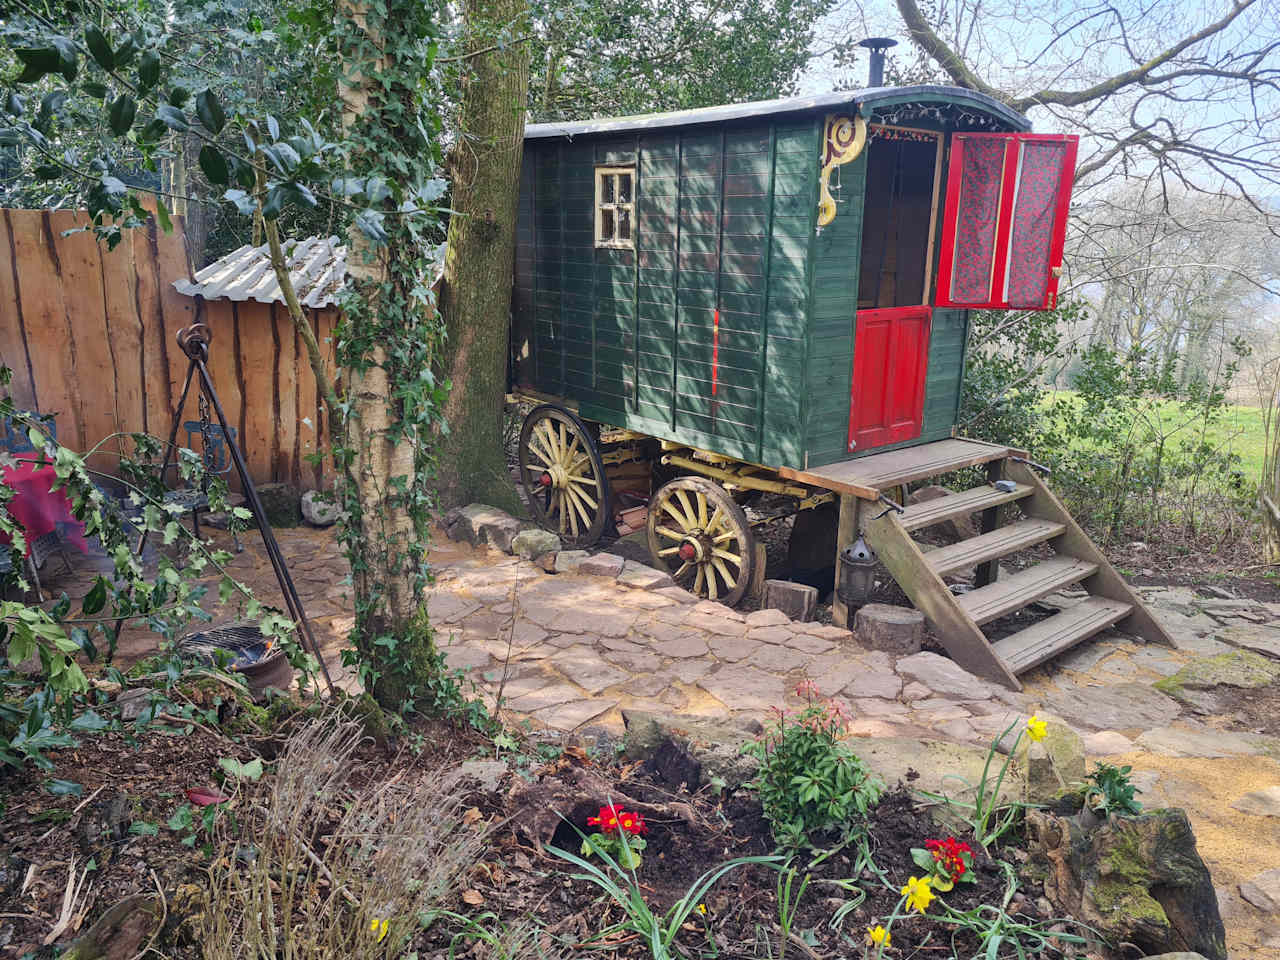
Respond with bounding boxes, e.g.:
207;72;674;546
778;438;1016;499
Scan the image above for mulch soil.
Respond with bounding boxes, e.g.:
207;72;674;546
1;706;1072;960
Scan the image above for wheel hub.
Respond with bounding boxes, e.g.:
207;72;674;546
678;542;698;562
539;471;553;487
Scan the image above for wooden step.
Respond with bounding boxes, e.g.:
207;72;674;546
899;483;1034;533
958;556;1099;625
925;519;1066;578
992;597;1132;674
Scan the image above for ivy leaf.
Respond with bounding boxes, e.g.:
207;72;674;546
156;104;188;132
197;145;229;185
82;577;108;616
129;821;159;836
154;198;173;234
47;778;83;797
354;209;387;245
222;188;256;216
137;51;161;92
84;26;114;70
108;94;136;135
195;89;226;134
218;756;263;781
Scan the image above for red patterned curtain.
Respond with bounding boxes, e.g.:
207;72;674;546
948;138;1006;303
1005;141;1070;308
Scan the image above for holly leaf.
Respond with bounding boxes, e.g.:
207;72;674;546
108;94;136;135
168;86;190;108
198;145;228;185
82;577;108;616
195;89;226;134
114;35;136;68
156;105;189;132
137;51;160;92
222;188;256;216
84;26;114;70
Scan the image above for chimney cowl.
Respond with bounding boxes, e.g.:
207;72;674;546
858;37;898;87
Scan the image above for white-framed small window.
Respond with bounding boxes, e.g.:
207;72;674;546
595;166;635;248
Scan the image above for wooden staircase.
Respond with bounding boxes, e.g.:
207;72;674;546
862;459;1171;690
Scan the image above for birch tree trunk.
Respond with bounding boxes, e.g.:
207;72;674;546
435;0;530;512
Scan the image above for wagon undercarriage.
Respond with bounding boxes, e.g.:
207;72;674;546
513;398;1172;691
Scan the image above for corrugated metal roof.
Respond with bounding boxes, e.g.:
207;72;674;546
174;235;346;308
524;85;1030;140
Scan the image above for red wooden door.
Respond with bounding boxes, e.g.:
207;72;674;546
847;305;932;452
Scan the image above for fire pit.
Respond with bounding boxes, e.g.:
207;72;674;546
177;622;293;697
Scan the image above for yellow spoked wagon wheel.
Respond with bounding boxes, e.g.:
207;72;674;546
518;405;611;547
647;477;755;606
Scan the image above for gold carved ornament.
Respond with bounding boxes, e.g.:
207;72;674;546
817;114;868;227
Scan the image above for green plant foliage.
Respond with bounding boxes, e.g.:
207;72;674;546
1083;762;1143;818
741;683;883;850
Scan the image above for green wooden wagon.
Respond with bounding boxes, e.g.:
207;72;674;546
508;82;1170;688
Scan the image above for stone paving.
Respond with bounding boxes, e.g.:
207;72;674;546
32;523;1280;957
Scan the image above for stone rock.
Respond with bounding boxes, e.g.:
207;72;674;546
854;603;924;655
1230;786;1280;817
1134;726;1263;758
579;553;625;578
256;482;301;527
555;549;589;573
762;579;817;622
116;687;154;722
906;485;977;540
697;664;784;711
535;552;558;573
617;563;674;590
1239;867;1280;911
895;651;998;700
853;737;1023;807
1021;720;1086;802
1138;955;1212;960
1157;649;1280;696
300;489;341;526
841;666;902;701
452;504;523;550
746;608;791;628
1044;682;1181;732
1026;808;1226;960
1215;622;1280;659
1084;731;1135;755
456;759;509;792
621;709;761;791
511;528;561;560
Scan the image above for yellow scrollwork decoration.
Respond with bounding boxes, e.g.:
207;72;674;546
817;114;868;227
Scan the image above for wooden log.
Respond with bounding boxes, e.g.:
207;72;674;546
12;212;78;436
0;210;38;410
854;602;924;655
59;894;160;960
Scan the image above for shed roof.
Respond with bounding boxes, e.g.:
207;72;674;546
523;85;1030;141
174;235;346;309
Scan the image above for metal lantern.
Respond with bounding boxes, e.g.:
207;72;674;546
837;536;878;608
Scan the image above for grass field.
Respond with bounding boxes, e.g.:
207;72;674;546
1045;390;1269;482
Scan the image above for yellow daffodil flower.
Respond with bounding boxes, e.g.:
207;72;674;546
901;875;935;913
1026;715;1048;742
370;917;389;943
866;924;891;947
696;903;708;915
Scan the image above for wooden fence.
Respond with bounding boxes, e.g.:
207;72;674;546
0;208;337;490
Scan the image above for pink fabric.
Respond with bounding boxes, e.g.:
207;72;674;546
949;138;1006;304
1005;141;1068;308
1;462;88;557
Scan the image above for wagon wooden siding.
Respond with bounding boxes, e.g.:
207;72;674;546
515;117;827;468
0;208;334;488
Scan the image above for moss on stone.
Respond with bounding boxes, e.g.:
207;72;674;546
1160;650;1280;692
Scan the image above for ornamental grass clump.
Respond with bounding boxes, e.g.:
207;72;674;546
743;680;883;850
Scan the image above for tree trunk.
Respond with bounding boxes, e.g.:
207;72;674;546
435;0;531;512
333;0;443;710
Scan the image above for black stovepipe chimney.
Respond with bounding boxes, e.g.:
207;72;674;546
859;37;898;87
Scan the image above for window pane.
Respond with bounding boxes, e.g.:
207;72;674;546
601;208;615;240
618;174;632;203
617;207;631;241
602;175;615;204
1005;141;1069;308
948;138;1006;304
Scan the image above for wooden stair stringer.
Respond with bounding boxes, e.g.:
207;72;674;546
864;510;1021;690
1005;461;1173;647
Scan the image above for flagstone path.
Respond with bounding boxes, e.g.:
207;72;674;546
43;524;1280;957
